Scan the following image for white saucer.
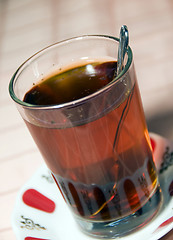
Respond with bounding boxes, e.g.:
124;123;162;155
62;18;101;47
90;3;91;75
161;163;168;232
11;133;173;240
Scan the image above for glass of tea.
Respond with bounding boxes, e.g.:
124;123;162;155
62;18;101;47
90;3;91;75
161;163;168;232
9;35;162;238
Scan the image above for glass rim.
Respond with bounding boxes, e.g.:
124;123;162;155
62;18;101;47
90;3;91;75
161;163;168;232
9;34;133;110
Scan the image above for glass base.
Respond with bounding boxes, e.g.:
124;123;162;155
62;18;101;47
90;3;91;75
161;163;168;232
75;187;162;239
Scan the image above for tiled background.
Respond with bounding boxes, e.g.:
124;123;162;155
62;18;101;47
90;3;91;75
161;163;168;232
0;0;173;239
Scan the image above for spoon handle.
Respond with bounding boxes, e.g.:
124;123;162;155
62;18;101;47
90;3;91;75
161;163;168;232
117;25;129;75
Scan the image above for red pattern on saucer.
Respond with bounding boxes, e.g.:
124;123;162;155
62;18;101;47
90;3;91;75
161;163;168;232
158;216;173;228
150;137;156;152
25;237;50;240
22;189;55;213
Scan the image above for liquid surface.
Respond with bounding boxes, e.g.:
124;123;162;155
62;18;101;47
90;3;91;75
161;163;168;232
24;61;117;105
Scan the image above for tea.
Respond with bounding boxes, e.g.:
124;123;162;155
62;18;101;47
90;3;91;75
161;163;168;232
23;60;158;222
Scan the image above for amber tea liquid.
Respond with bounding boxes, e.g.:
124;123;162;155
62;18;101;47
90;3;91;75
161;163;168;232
23;59;161;227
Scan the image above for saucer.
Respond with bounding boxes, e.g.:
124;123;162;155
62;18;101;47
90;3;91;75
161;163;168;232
11;133;173;240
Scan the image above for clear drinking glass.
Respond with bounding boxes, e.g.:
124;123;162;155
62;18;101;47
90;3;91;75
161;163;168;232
9;35;162;238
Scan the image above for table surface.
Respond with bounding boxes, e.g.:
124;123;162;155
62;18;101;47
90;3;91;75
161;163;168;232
0;0;173;239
